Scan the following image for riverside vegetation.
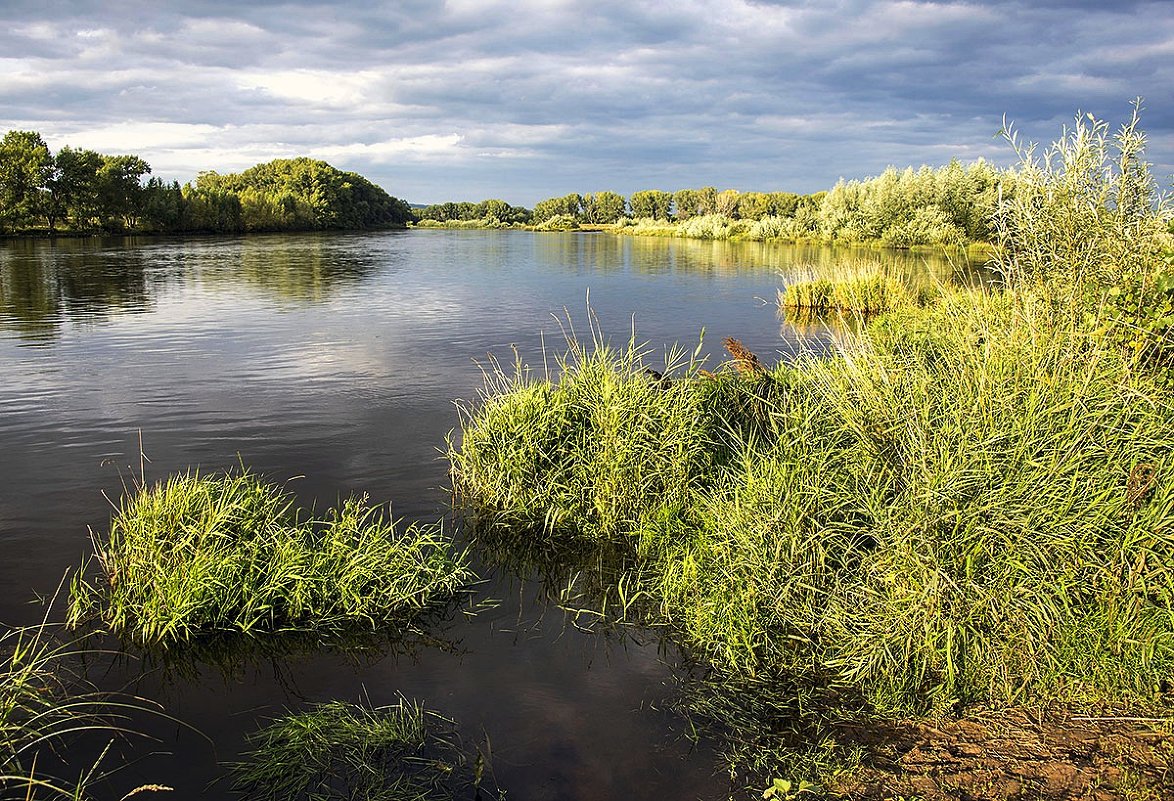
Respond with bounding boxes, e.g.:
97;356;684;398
0;469;473;797
3;107;1172;799
450;108;1174;796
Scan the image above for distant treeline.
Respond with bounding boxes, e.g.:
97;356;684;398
3;124;1007;247
0;130;413;235
420;160;1005;247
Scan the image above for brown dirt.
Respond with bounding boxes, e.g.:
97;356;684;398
830;710;1174;800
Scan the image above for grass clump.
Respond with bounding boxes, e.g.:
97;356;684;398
68;469;472;647
779;274;914;314
230;698;500;801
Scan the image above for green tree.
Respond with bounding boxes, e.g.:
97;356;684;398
582;191;626;223
735;191;771;221
45;146;102;231
533;193;582;223
141;178;185;231
0;130;52;231
628;189;672;220
672;188;700;220
715;189;741;217
95;154;151;230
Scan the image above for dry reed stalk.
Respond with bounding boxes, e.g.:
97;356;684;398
724;337;766;376
1126;462;1157;509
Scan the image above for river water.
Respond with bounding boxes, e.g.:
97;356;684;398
0;230;976;799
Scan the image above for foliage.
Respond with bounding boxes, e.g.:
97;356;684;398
194;158;413;232
628;189;673;221
818;160;1002;246
582;190;627;223
993;103;1172;302
450;106;1174;785
67;469;472;647
533;213;580;231
0;131;52;231
0;131;413;235
230;698;500;801
415;198;531;226
452;297;1174;712
532;193;583;224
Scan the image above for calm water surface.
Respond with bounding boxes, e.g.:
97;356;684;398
0;231;974;799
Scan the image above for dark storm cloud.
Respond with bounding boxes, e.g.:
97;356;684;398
0;0;1169;204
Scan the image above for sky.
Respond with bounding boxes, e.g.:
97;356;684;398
1;0;1171;207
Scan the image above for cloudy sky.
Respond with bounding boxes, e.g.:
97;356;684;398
2;0;1171;206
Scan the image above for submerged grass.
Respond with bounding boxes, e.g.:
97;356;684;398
229;698;500;801
68;469;472;647
0;614;168;800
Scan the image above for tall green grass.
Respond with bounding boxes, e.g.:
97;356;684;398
450;107;1174;786
779;274;914;314
453;305;1174;710
68;469;472;647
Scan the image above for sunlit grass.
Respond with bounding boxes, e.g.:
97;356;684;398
68;469;472;647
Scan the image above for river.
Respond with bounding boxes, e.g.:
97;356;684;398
0;230;976;800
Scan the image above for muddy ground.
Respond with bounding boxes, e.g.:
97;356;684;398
831;710;1174;800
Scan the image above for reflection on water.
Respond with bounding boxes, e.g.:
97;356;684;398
0;230;977;800
0;234;384;342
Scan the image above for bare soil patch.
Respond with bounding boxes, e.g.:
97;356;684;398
832;710;1174;800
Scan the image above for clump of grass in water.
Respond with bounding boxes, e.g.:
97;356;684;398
229;698;501;801
68;469;472;647
779;274;913;313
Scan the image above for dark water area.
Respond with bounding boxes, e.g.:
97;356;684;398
0;231;976;799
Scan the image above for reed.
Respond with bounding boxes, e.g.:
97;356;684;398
68;469;472;647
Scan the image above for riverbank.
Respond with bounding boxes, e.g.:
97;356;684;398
448;112;1174;796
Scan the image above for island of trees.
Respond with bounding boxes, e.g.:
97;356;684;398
0;130;413;235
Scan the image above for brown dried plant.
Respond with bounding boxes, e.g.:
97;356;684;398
723;337;766;376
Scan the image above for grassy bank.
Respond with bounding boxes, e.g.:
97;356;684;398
449;109;1174;792
68;469;472;647
613;214;999;256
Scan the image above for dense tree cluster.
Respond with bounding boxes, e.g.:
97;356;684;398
0;130;413;235
526;162;1006;246
817;160;1003;246
527;186;821;226
416;198;531;225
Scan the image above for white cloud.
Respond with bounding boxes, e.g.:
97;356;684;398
314;134;465;163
